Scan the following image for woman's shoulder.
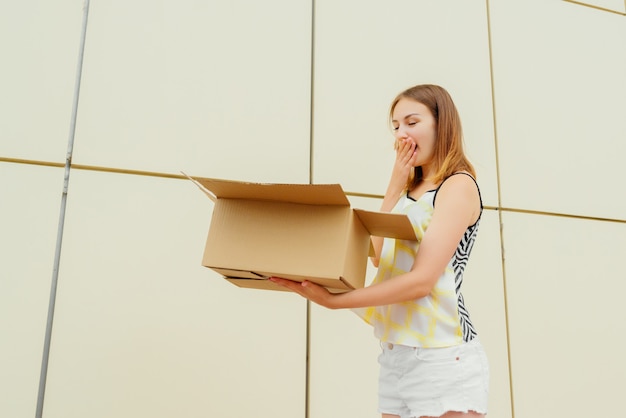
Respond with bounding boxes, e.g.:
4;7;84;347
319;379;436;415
435;171;478;194
433;171;482;211
443;171;477;184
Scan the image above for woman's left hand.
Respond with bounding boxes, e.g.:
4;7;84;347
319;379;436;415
269;277;336;309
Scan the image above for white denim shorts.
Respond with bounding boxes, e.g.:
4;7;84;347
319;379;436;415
377;338;489;418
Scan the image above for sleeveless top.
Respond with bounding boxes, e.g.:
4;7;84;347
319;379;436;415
354;173;482;348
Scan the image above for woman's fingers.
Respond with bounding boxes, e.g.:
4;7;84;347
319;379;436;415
269;277;302;292
269;277;334;308
395;139;416;174
397;138;416;161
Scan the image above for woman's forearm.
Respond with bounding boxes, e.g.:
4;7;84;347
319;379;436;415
330;270;433;309
371;187;404;264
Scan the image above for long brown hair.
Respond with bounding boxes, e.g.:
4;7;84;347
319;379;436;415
389;84;475;191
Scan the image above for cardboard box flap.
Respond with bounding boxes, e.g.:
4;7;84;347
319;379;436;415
186;175;350;206
353;209;417;241
182;171;217;202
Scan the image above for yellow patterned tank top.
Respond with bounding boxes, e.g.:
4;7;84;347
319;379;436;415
355;173;482;348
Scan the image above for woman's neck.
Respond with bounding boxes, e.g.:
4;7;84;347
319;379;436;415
421;164;434;180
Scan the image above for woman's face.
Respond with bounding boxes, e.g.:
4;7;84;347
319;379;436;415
391;98;437;170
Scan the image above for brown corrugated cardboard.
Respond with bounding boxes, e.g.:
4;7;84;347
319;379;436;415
185;174;417;292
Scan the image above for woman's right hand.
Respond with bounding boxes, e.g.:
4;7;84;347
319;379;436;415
387;138;417;199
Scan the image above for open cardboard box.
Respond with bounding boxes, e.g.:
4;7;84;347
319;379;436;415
185;174;417;292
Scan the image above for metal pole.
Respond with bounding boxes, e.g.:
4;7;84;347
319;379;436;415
305;1;316;417
35;1;90;416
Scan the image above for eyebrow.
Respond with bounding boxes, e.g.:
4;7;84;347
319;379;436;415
391;113;421;123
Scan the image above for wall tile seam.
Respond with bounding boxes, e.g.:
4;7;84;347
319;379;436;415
486;0;515;414
2;157;625;224
562;0;626;15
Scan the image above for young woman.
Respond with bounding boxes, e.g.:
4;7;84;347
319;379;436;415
270;84;489;418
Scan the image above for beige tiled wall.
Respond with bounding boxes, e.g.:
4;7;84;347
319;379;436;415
503;212;626;418
71;0;313;183
40;170;307;418
490;0;626;219
1;1;624;417
0;164;65;417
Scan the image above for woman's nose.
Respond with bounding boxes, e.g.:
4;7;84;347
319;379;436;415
394;128;408;139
